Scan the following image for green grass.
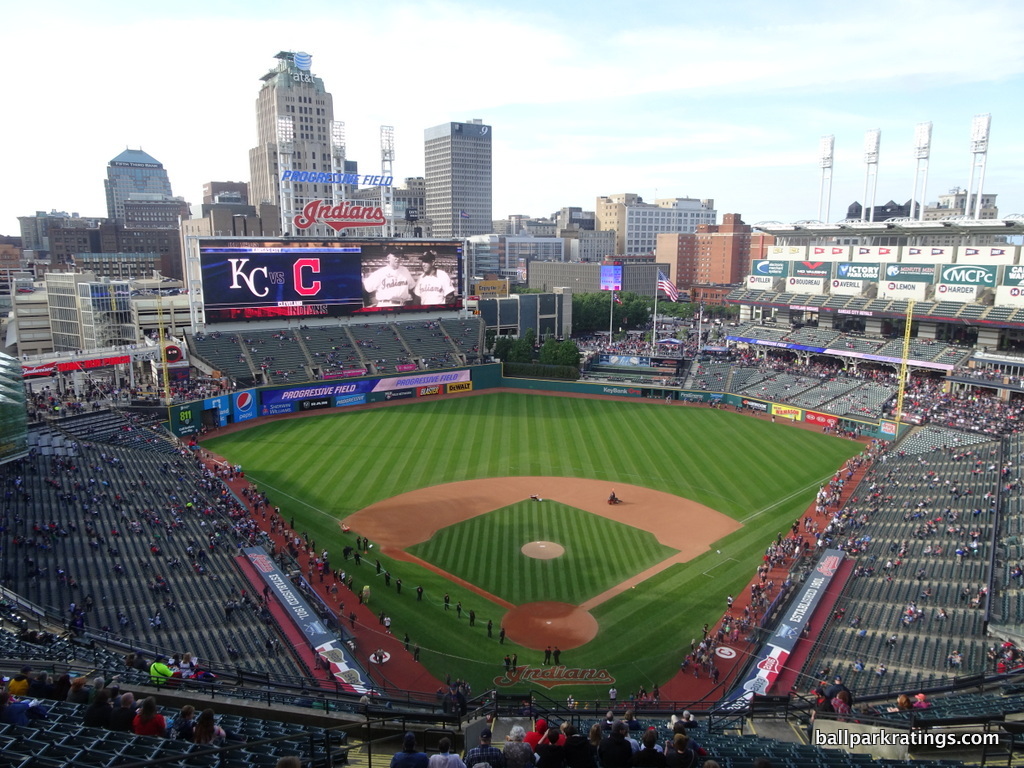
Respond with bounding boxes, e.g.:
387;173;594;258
205;392;862;697
409;501;677;604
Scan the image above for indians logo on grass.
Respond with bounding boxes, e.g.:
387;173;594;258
493;665;614;689
816;555;842;578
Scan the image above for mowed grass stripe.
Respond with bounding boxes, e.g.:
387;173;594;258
205;392;862;694
409;501;677;604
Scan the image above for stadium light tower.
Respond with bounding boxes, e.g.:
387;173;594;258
911;122;932;222
817;135;834;223
966;113;991;220
862;129;881;222
380;125;395;238
276;115;296;235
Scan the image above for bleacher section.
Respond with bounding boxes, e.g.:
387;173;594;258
0;695;348;768
798;437;1002;697
0;429;305;681
187;318;485;384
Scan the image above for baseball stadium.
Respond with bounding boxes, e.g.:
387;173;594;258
5;236;1024;767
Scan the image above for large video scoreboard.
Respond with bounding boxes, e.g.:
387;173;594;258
196;238;463;323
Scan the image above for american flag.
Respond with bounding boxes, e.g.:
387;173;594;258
657;270;679;301
459;210;471;219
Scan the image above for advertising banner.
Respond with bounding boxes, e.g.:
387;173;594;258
751;260;789;277
957;245;1017;264
168;404;200;437
333;393;367;408
371;370;471;392
599;385;642;397
243;547;368;693
198;238;463;322
600;264;623;291
231;390;257;424
447;381;474;394
395;363;418;373
203;395;231;428
740;398;770;412
771;404;802;420
298;397;333;411
603;355;652;367
805;411;838;428
727;550;845;700
884;263;935;282
853;246;897;261
937;264;997;287
792;262;832;278
368;388;416;403
1002;265;1024;287
835;263;879;281
785;276;826;294
417;385;443;397
472;279;510;298
21;363;56;377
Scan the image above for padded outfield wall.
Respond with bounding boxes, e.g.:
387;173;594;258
166;361;899;441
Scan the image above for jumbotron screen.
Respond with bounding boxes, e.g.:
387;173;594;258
198;238;463;322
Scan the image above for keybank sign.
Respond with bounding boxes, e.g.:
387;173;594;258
940;264;996;286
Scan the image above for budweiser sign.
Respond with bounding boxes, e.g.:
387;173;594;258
293;199;386;231
493;665;614;689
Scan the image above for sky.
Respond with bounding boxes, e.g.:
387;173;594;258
4;0;1024;236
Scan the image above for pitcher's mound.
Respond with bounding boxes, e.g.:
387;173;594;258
522;541;564;559
503;602;599;649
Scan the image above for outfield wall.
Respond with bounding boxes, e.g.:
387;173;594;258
167;364;503;438
165;361;898;442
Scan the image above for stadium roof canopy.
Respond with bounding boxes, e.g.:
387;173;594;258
751;216;1024;244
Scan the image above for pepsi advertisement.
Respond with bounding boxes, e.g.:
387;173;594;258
198;238;463;322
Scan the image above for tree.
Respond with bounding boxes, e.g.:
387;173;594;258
509;336;533;363
554;340;581;367
493;336;512;361
485;329;497;353
538;337;559;365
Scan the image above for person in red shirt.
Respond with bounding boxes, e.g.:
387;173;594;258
132;696;167;737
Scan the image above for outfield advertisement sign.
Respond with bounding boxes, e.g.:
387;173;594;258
805;411;838;428
751;260;789;277
835;263;879;281
792;262;832;278
232;390;257;423
746;275;776;290
169;404;200;437
786;276;826;294
771;404;802;420
727;550;845;701
602;355;652;367
243;547;368;693
447;381;473;393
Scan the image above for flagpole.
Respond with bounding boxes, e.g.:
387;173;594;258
609;291;614;342
652;288;659;355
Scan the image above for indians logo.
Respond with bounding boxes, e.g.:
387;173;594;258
235;391;255;415
249;554;276;573
816;555;842;577
493;665;614;690
293;199;386;231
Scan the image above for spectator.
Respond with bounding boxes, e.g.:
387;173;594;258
502;725;534;768
193;708;227;745
109;691;137;731
6;667;32;697
83;689;113;728
133;696;167;737
392;731;429;768
430;736;466;768
466;728;505;768
598;722;634;768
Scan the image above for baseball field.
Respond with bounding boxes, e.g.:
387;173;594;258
205;391;862;698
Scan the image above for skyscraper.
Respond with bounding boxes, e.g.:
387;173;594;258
104;149;174;223
248;51;354;236
424;119;492;238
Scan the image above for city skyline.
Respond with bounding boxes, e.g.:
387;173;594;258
4;0;1024;237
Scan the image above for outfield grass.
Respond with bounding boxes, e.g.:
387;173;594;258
409;501;677;604
205;392;862;697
